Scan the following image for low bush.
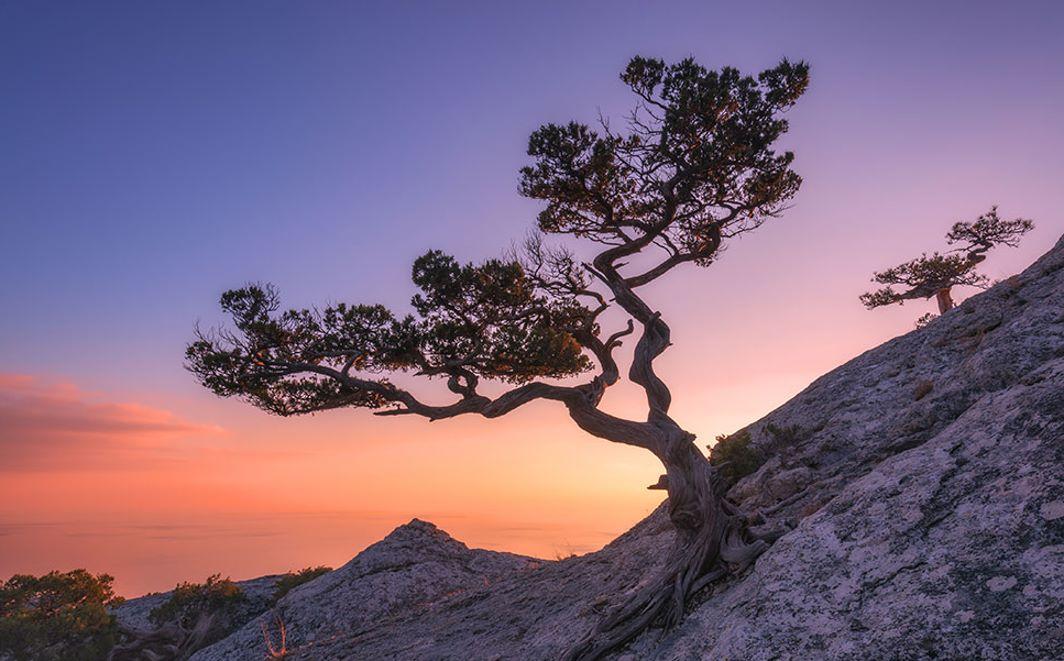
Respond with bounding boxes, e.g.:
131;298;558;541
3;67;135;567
149;574;245;629
271;566;331;603
708;430;766;483
913;380;934;401
0;569;122;661
763;423;805;447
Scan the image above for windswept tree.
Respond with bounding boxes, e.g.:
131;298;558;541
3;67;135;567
188;55;809;659
861;207;1033;320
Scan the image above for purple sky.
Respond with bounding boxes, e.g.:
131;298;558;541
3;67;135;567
1;1;1062;594
3;1;1062;392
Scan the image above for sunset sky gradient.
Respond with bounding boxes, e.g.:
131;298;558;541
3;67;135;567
2;1;1062;596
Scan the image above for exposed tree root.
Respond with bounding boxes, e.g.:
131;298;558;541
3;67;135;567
565;519;767;661
565;440;772;661
109;613;214;661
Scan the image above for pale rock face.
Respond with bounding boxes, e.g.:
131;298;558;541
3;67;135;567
112;573;284;633
179;234;1062;660
187;519;539;659
639;349;1062;660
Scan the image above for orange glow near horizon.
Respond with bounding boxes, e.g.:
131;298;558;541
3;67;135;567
0;317;943;597
0;352;824;596
1;373;668;595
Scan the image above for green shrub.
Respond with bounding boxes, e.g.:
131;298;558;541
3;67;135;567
763;422;804;446
913;380;934;401
272;566;331;603
149;574;245;628
914;312;937;329
708;430;766;483
0;569;122;661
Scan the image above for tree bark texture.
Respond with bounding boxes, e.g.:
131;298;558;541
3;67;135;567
936;287;955;314
566;429;767;660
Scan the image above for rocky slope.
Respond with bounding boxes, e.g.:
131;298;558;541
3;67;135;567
185;234;1062;659
113;574;285;633
187;519;543;659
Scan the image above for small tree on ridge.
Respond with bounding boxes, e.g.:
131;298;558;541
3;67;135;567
861;207;1033;320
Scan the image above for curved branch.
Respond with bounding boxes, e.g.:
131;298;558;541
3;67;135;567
590;218;679;423
268;360;659;451
860;251;990;310
383;378;658;450
624;253;694;289
624;219;727;288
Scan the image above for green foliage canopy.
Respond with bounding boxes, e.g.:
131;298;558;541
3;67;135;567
187;252;592;416
708;430;766;483
861;207;1034;309
0;569;121;661
188;55;809;430
271;566;332;603
521;57;808;259
148;574;244;629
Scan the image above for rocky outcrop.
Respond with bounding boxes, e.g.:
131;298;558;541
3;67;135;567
189;235;1063;659
111;573;287;660
637;342;1063;658
113;573;283;634
190;519;542;660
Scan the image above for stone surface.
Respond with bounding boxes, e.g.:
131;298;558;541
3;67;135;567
190;519;543;660
185;235;1063;659
113;573;284;633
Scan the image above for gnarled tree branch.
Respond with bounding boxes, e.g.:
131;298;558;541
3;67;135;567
188;54;813;661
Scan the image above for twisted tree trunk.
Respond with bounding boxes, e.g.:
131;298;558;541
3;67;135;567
565;428;767;661
559;228;773;659
935;287;954;314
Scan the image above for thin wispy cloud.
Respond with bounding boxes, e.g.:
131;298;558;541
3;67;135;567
0;373;219;471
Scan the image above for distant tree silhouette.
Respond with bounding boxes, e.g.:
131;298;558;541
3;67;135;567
188;55;809;659
861;207;1033;320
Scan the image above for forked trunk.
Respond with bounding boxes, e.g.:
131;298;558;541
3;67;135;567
935;287;954;314
565;431;767;660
